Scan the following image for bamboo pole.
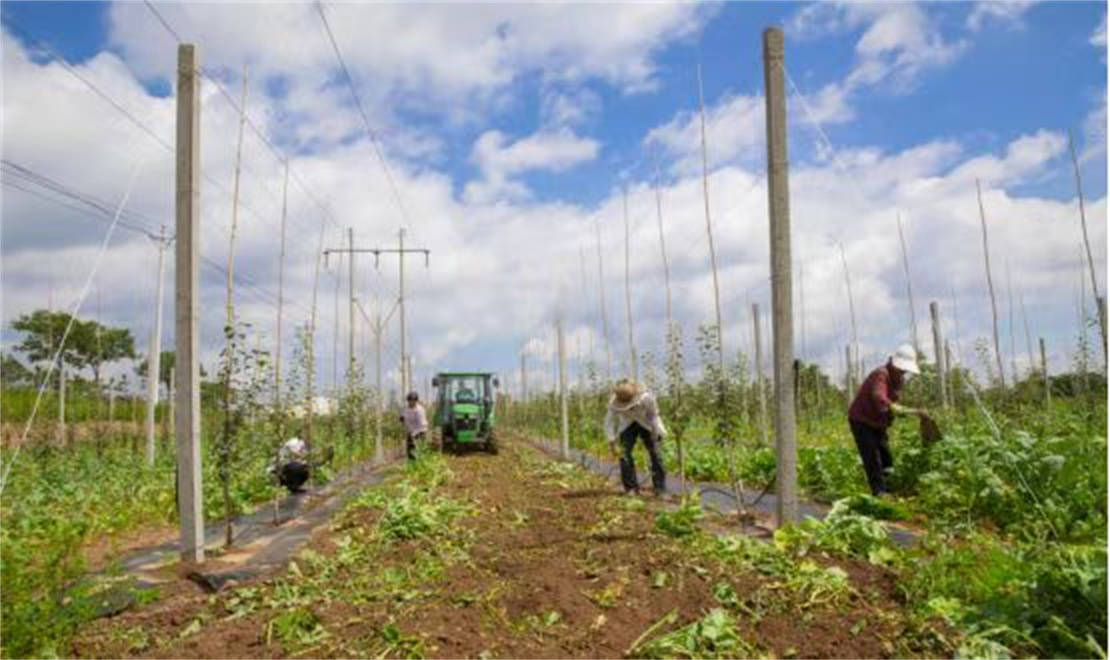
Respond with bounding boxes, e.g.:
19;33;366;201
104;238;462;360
697;62;725;374
752;303;768;446
557;318;569;459
275;159;288;417
595;220;612;383
1019;291;1034;381
220;64;249;548
145;228;168;466
1006;261;1018;383
1068;129;1106;361
652;152;673;339
975;178;1006;388
622;187;638;381
929;301;948;409
838;243;859;387
896;214;920;355
307;220;328;448
1040;337;1050;408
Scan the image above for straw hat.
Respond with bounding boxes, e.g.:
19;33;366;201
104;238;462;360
612;379;644;409
890;344;920;375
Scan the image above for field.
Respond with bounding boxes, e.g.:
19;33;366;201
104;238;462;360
1;375;1105;659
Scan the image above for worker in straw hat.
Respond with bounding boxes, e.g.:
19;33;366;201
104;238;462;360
604;379;668;495
848;344;928;497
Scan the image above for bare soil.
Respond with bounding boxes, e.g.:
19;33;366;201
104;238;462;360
72;434;920;659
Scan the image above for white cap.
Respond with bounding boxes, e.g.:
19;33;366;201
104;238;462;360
891;344;920;375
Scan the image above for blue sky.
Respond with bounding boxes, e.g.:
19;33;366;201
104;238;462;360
5;0;1104;205
2;1;1107;394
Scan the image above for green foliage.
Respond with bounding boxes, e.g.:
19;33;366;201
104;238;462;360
904;533;1107;658
634;608;762;659
655;497;704;538
11;309;135;385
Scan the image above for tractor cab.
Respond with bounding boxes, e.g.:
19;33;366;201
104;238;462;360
432;372;499;453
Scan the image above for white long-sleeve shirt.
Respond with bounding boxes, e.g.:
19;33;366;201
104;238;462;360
402;403;428;435
604;391;667;441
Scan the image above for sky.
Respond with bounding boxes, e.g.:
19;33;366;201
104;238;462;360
1;0;1107;400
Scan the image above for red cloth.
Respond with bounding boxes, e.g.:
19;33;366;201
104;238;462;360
848;362;903;430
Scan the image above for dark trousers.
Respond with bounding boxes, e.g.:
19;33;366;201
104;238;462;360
849;419;892;495
406;432;425;460
279;460;309;493
619;422;666;493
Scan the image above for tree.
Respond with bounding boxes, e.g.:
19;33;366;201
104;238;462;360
1;352;32;387
135;351;176;391
11;309;135;387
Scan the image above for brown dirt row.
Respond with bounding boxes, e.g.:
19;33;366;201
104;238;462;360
72;434;921;659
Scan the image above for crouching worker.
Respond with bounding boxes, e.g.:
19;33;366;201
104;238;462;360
848;344;927;496
400;391;428;460
605;379;668;495
277;436;310;493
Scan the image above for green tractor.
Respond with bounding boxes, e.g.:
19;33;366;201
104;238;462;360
432;372;499;454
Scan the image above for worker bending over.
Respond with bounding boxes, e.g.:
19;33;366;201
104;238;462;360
847;344;927;497
605;379;668;496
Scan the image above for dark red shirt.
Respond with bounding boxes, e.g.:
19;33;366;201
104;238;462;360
848;362;903;430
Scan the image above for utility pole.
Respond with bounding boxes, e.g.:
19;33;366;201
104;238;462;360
622;186;638;381
764;26;797;527
325;230;428;398
175;43;204;564
929;301;948;410
557;317;569;459
146;226;170;465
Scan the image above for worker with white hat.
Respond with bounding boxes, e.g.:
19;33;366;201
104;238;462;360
847;344;927;496
604;379;668;495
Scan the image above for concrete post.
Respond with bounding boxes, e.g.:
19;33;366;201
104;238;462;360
558;318;569;459
752;303;768;447
146;227;168;465
763;26;797;526
930;301;948;409
175;43;204;563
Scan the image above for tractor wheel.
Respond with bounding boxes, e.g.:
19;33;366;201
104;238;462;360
486;434;499;455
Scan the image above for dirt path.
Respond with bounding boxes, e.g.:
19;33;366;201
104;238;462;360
73;435;932;659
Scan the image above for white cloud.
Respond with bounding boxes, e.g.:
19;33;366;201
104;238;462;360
2;5;1105;402
1091;11;1108;48
966;1;1039;32
106;2;710;136
464;128;599;203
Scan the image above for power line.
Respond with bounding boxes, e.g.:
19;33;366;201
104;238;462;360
314;1;419;240
141;0;343;238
